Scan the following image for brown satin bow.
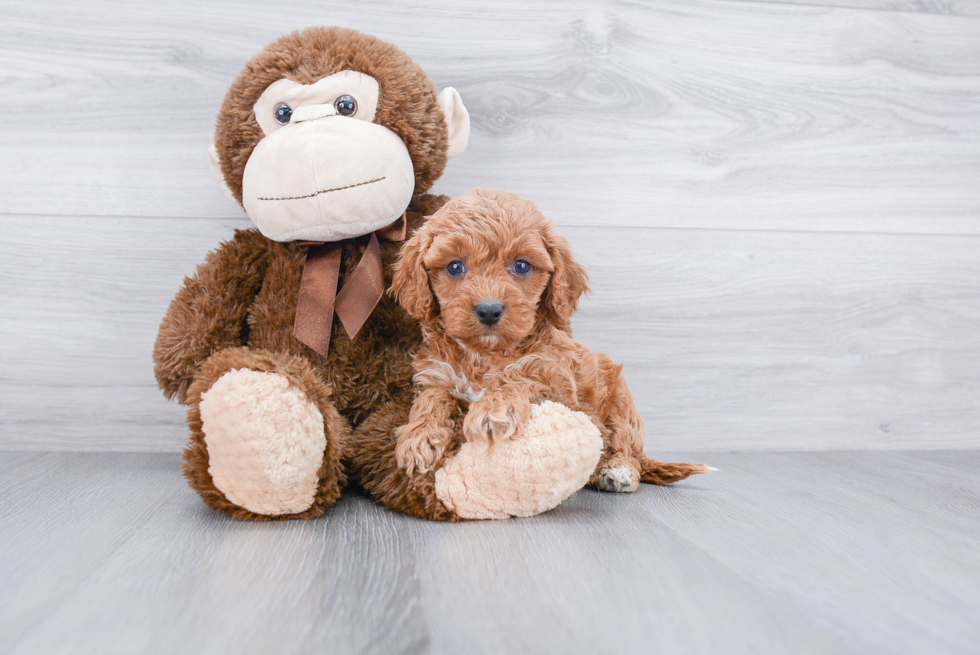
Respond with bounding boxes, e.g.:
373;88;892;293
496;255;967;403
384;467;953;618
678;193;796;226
293;213;407;357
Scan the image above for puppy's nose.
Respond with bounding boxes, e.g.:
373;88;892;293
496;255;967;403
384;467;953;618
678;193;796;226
474;301;504;326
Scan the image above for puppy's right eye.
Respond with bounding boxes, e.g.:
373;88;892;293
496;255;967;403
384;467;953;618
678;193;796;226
446;261;466;277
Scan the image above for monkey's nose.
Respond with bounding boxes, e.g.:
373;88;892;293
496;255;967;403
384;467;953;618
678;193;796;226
474;301;504;327
291;103;338;122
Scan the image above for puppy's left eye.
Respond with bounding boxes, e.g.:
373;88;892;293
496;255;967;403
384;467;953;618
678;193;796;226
511;259;532;276
446;260;466;277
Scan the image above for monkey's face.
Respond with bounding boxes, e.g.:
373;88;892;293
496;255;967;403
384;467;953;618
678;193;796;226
209;28;470;243
241;71;415;241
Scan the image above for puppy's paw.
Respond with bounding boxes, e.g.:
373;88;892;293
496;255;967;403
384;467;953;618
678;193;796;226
598;464;640;493
395;423;452;476
463;394;531;445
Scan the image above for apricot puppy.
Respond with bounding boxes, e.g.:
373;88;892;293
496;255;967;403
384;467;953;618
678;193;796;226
390;188;710;492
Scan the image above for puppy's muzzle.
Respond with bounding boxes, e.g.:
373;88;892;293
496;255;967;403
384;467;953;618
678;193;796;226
474;301;504;327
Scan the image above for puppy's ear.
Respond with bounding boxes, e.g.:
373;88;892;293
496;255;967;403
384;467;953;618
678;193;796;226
540;223;590;330
391;227;436;322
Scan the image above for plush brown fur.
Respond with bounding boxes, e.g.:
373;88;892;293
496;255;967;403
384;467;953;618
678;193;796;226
388;188;708;488
346;390;462;522
156;199;445;518
153;27;455;520
183;347;348;520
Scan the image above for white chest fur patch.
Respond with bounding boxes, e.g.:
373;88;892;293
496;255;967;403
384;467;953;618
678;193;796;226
415;360;485;403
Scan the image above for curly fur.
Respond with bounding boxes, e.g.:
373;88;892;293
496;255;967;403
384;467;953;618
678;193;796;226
345;390;463;522
390;188;709;486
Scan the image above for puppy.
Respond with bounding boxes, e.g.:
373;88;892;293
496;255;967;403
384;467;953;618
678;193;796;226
390;188;710;492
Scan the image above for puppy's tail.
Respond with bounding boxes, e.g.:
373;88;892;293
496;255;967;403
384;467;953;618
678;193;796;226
639;455;716;485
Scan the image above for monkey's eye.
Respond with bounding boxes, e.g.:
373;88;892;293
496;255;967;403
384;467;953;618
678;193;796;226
446;261;466;277
511;259;532;276
273;103;293;125
334;95;357;116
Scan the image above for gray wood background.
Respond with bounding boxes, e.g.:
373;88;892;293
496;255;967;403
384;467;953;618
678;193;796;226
1;0;979;451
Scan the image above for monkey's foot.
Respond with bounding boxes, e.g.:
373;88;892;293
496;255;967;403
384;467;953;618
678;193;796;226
183;348;346;520
434;401;602;520
199;369;326;516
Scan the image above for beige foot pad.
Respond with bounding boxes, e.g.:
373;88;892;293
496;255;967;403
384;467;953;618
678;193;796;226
200;369;326;516
434;400;602;520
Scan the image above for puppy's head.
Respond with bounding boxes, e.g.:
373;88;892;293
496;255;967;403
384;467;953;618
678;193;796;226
392;188;589;352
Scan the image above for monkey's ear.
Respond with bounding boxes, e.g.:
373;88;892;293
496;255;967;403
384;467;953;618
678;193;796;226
438;88;470;159
208;144;238;203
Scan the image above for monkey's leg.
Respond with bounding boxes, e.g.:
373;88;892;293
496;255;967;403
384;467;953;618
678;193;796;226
350;398;602;521
346;393;460;521
182;347;348;520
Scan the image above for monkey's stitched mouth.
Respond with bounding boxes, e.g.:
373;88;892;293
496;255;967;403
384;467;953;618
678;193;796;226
257;176;385;201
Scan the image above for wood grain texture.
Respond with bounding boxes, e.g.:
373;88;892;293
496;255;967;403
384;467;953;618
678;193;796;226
1;451;977;654
574;227;980;451
1;0;979;451
0;0;978;233
744;0;980;17
3;215;978;451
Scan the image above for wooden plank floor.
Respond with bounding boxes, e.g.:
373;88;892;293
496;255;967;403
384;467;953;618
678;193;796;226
1;451;977;654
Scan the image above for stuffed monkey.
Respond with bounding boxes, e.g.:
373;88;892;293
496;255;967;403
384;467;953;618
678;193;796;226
154;27;602;521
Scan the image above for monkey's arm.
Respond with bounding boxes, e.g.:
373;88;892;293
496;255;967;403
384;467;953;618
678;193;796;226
153;229;270;404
